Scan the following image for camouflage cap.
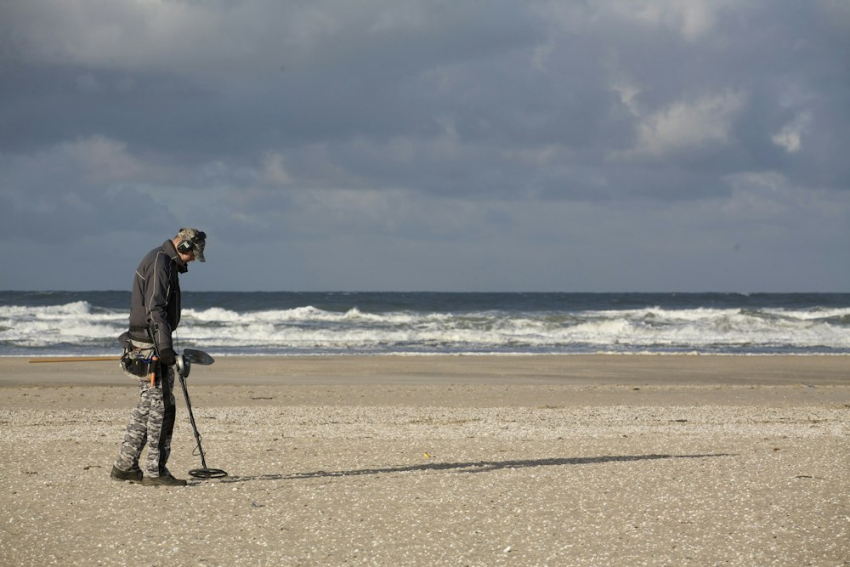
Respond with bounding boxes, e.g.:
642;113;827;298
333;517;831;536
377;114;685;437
177;227;206;262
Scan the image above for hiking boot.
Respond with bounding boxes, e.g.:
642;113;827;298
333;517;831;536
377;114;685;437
141;474;188;487
110;465;143;483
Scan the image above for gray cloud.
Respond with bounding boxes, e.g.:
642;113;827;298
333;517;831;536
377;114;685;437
1;0;847;291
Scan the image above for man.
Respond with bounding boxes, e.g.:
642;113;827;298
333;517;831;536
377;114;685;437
111;227;207;487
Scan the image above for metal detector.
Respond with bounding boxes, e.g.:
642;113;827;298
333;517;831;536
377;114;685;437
175;348;228;479
28;339;228;480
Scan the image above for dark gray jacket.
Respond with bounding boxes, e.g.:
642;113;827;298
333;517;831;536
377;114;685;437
126;240;188;352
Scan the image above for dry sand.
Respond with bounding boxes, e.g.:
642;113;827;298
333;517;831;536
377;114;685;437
1;355;848;566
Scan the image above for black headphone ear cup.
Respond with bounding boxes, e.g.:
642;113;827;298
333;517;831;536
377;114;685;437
177;240;193;254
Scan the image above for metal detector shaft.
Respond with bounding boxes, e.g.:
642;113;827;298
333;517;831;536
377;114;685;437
177;372;209;469
177;370;227;479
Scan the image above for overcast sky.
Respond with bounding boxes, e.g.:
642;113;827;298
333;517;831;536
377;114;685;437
1;1;848;292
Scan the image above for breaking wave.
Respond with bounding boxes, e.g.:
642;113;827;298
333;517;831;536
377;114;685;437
2;294;848;356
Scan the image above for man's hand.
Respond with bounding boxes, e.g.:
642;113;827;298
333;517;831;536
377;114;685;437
159;347;177;367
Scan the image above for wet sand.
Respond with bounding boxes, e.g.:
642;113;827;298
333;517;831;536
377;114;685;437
1;355;848;566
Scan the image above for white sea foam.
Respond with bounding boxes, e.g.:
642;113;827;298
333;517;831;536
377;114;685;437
2;301;848;356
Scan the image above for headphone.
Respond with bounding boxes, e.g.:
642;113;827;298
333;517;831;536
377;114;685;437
177;230;207;254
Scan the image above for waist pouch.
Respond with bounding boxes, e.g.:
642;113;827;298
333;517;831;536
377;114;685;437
120;340;156;379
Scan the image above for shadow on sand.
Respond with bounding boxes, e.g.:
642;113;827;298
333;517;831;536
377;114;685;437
212;453;733;485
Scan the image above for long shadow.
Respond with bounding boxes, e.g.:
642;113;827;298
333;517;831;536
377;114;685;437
214;453;733;485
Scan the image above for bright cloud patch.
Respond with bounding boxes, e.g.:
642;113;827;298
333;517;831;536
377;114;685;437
618;91;745;160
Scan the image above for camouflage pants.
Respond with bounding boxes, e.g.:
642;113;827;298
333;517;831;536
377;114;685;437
114;364;177;478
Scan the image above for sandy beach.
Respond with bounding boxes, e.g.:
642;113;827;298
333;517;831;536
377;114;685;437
1;355;848;566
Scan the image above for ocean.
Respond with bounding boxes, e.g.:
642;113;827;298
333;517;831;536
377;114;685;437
2;291;849;357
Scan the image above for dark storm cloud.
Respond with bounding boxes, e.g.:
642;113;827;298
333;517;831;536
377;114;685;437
0;0;848;290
